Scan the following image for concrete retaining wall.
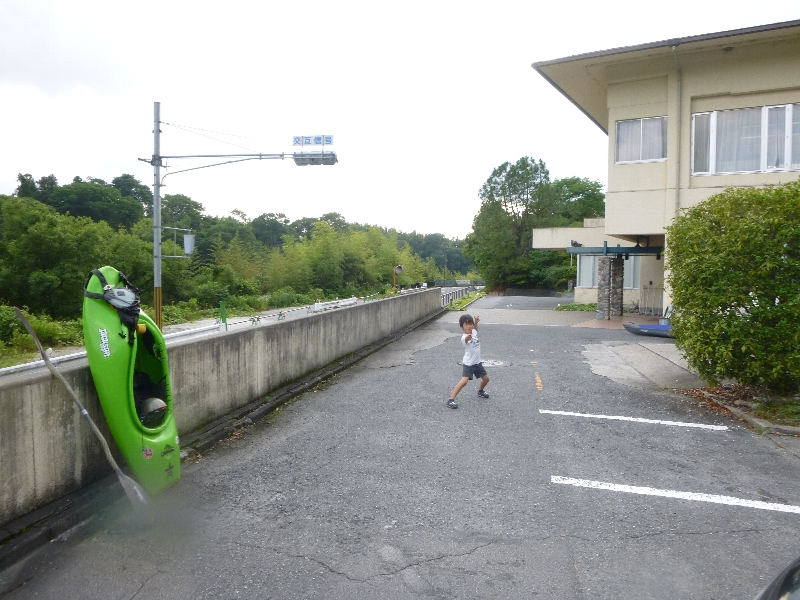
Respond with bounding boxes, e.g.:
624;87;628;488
0;289;442;527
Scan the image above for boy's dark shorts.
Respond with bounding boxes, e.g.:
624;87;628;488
462;362;487;380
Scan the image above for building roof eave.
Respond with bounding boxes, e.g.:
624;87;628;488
531;19;800;131
531;65;608;134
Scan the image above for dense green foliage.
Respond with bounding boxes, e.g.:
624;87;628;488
463;157;604;289
1;173;475;323
665;180;800;393
0;304;82;351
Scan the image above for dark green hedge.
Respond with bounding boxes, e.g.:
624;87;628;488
666;180;800;393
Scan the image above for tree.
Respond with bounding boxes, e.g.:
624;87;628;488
230;209;250;224
550;177;605;224
112;174;153;216
308;221;345;291
479;157;551;254
665;181;800;393
251;213;289;247
464;157;597;289
14;173;38;199
47;180;144;230
216;231;266;281
162;194;204;229
319;212;348;233
35;175;59;205
0;198;117;317
397;231;474;276
289;217;318;241
463;200;524;287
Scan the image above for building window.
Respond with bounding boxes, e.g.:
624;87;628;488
615;117;667;163
692;103;800;175
576;255;639;289
577;255;598;288
623;255;640;290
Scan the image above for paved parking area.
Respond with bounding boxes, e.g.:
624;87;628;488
3;296;799;599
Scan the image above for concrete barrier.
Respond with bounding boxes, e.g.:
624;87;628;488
0;288;442;527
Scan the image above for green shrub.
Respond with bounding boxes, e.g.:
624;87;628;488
194;281;229;308
666;180;800;393
10;330;36;352
555;302;597;312
244;295;269;311
0;305;23;343
268;287;312;308
224;295;268;312
0;306;83;347
160;298;209;325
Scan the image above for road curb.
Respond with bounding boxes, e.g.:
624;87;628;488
0;474;122;574
697;390;800;436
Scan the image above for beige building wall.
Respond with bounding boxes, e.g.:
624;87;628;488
534;26;800;307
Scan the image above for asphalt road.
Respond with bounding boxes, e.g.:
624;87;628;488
3;297;800;599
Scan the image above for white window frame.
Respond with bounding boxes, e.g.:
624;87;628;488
576;255;597;288
615;116;668;164
623;255;640;290
692;104;799;175
576;255;640;289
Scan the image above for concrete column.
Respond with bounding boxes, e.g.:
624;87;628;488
596;257;611;320
610;256;624;317
596;256;625;319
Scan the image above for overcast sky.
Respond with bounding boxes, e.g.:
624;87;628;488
2;2;798;239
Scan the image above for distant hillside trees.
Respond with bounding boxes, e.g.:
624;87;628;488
2;172;471;320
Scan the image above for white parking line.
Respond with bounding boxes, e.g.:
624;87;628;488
551;476;800;514
539;409;728;431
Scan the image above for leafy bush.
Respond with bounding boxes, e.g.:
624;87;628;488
224;295;269;312
29;315;83;346
10;330;36;352
267;287;313;308
666;181;800;393
0;304;23;343
0;305;82;347
193;281;229;308
157;298;227;325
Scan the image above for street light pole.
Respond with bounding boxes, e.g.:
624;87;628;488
393;265;403;292
152;102;163;329
141;102;337;330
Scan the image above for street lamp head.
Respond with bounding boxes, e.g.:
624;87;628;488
293;152;338;166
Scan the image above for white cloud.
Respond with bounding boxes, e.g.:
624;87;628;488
1;1;797;238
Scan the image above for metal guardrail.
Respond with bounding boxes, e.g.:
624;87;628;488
2;289;443;378
311;297;358;313
441;287;474;307
0;305;317;378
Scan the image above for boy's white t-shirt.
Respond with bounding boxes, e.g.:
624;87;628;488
461;329;481;366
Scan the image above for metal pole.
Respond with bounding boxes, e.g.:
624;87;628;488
153;102;163;330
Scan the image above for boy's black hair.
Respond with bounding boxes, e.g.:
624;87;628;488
459;314;475;327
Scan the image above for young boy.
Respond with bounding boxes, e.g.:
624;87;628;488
446;314;489;409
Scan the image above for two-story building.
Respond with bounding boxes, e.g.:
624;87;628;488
531;20;800;317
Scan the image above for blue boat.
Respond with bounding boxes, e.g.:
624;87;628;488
623;322;674;338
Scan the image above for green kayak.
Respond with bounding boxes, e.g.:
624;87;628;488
82;266;180;494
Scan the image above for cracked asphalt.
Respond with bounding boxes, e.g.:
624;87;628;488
3;296;800;599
